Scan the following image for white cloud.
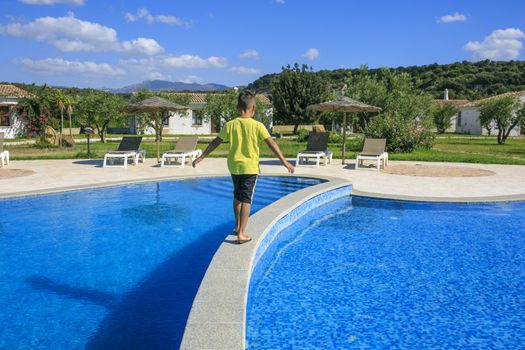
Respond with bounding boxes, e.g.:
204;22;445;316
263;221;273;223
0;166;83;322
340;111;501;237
120;54;228;79
229;66;262;75
16;58;125;76
121;38;164;55
240;49;259;59
19;0;85;5
464;28;525;60
275;0;285;4
125;8;191;28
301;48;319;60
437;12;467;23
0;13;163;55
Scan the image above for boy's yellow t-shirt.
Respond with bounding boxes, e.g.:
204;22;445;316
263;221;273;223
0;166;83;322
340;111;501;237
217;117;271;175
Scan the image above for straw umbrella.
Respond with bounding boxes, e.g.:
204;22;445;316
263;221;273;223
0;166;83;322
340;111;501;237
307;97;381;164
122;96;189;163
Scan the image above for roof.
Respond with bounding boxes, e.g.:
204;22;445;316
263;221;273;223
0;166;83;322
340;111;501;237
0;84;30;98
166;92;271;105
434;99;470;107
462;90;525;107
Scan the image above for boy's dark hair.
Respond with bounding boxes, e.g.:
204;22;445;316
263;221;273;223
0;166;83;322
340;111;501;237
237;90;256;113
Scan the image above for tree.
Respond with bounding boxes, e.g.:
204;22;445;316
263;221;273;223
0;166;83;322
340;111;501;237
431;103;459;134
53;90;71;147
76;90;127;142
479;96;524;144
271;63;329;133
202;89;271;131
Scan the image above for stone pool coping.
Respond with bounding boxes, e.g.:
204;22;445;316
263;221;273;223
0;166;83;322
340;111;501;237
351;189;525;203
180;176;351;350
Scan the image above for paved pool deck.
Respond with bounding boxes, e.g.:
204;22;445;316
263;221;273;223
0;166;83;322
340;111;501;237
1;158;525;201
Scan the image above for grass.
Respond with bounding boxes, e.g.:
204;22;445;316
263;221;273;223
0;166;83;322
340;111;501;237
5;135;525;165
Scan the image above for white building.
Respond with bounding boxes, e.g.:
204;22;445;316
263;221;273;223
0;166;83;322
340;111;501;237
0;84;30;138
132;92;272;135
435;89;524;136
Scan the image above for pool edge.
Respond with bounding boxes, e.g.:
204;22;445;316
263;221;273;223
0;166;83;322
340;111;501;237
180;176;351;350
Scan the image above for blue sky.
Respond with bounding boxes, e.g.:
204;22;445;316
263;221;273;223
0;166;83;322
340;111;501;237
1;0;524;88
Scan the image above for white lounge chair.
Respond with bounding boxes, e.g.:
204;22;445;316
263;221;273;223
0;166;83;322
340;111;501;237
103;136;145;168
0;132;9;168
161;136;202;168
356;138;388;171
296;132;332;167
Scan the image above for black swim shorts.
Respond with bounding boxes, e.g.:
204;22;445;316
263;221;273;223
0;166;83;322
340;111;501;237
231;174;258;204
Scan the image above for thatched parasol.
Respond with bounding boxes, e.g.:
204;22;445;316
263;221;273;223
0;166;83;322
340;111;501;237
122;96;189;162
307;97;381;164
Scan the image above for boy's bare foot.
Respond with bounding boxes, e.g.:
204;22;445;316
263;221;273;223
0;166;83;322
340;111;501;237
236;237;252;244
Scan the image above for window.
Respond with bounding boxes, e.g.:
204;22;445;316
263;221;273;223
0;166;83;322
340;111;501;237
162;112;170;126
192;110;203;126
0;106;10;127
457;111;462;126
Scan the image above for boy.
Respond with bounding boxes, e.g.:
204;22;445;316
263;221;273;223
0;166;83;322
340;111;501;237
192;90;294;244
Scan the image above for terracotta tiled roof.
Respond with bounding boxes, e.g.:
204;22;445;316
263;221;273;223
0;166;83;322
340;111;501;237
167;92;271;105
0;84;30;98
434;99;470;107
462;90;525;107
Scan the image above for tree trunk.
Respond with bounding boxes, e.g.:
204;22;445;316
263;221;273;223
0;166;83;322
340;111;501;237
293;123;299;134
68;114;72;137
59;108;64;147
497;128;504;145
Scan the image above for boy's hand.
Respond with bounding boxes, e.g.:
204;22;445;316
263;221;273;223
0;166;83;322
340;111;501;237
192;156;203;168
284;160;295;174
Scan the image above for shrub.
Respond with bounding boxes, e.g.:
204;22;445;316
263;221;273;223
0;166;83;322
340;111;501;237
431;103;459;134
328;131;343;143
296;129;310;142
17;111;51;137
367;114;434;152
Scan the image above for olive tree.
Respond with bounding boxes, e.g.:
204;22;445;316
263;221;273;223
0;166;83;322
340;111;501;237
271;63;329;133
479;96;524;144
76;90;127;142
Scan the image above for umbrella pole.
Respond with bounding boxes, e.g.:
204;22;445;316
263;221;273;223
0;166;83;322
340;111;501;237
155;113;160;163
342;112;347;165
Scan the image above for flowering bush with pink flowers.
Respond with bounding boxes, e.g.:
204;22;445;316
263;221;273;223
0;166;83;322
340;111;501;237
17;111;51;137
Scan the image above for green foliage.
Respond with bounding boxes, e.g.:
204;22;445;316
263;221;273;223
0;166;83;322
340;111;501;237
76;89;127;142
296;129;310;142
248;60;525;100
202;89;271;130
17;87;54;137
328;131;343;144
367;114;435;152
478;96;524;144
431;103;460;134
271;63;330;133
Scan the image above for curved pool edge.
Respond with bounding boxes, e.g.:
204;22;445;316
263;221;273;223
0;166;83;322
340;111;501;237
180;175;351;350
351;188;525;203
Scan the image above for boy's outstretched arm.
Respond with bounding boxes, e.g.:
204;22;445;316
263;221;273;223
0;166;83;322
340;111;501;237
265;137;294;173
192;136;223;167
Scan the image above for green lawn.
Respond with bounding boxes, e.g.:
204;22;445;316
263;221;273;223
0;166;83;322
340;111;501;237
5;135;525;165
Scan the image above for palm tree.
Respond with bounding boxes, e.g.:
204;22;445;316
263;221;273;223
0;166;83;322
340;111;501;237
66;96;74;137
53;90;67;147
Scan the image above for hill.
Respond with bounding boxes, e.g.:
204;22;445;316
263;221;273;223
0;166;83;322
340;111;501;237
109;80;230;93
248;60;525;100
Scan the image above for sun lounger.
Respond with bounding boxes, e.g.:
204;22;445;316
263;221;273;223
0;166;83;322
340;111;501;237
103;136;145;168
296;132;332;167
356;138;388;171
161;136;202;168
0;132;9;168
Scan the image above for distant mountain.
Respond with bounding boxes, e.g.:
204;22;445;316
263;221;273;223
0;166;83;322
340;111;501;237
110;80;230;93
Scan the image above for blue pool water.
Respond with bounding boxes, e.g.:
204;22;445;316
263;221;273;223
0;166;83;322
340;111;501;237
247;196;525;349
0;176;321;349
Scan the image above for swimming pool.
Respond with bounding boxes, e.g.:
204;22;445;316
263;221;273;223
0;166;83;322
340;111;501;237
0;176;321;349
247;196;525;349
